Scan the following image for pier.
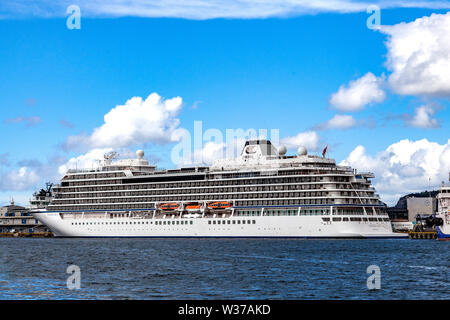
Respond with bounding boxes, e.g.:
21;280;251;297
0;232;53;238
408;231;437;239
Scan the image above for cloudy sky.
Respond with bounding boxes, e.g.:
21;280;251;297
1;1;450;205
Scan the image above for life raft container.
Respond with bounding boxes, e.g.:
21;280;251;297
207;201;232;210
158;203;180;211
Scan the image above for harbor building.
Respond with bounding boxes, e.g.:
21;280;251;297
0;184;54;235
388;195;437;231
0;201;50;234
406;197;436;221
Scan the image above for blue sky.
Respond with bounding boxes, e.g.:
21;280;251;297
1;1;450;205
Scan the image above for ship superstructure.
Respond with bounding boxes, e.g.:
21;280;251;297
33;140;401;238
436;183;450;239
30;182;53;209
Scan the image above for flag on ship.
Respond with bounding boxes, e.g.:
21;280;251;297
322;145;328;158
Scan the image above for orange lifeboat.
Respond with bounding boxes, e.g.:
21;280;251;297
185;202;202;212
158;203;180;211
207;201;232;210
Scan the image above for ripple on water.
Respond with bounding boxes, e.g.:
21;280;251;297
0;238;449;299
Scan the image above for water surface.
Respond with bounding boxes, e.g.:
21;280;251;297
0;238;448;299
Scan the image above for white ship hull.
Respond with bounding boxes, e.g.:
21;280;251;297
33;210;405;238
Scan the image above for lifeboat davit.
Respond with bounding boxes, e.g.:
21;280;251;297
158;203;180;211
185;202;202;212
207;201;232;210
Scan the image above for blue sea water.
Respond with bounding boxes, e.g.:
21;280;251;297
0;238;448;300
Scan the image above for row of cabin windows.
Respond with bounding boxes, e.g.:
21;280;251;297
49;199;336;211
2;212;32;217
334;208;386;216
64;172;126;180
49;198;335;211
208;220;256;225
322;217;390;222
235;210;299;216
237;209;331;216
155;220;193;225
54;191;336;201
298;209;329;216
51;194;339;205
0;219;39;224
58;181;369;194
235;210;260;216
49;199;382;212
72;220;194;226
61;179;122;187
221;170;349;180
56;184;336;198
60;174;352;189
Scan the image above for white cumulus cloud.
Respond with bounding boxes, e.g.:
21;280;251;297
0;155;68;196
0;167;41;191
380;12;450;97
340;138;450;205
64;93;184;151
174;138;249;167
58;148;113;176
405;105;440;128
281;131;320;151
315;114;357;130
177;141;227;167
174;130;319;166
329;73;386;112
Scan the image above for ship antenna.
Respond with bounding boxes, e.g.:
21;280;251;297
428;177;431;197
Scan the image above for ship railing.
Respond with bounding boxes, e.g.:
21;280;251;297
66;166;134;173
67;168;103;173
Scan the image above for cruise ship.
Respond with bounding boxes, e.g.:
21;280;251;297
436;183;450;240
33;140;404;238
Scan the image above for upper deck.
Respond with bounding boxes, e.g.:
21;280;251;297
62;140;372;180
48;140;382;212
